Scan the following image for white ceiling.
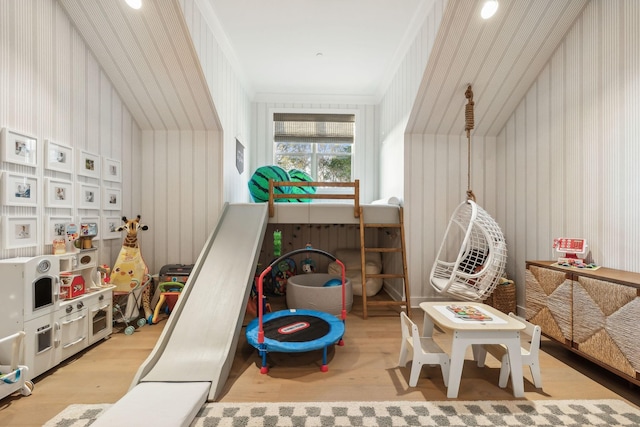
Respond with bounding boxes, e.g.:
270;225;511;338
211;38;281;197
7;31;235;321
206;0;430;101
58;0;589;135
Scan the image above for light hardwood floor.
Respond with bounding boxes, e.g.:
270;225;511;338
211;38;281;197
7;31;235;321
1;296;638;426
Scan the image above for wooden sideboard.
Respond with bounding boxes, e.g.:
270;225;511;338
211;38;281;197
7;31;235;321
525;260;640;386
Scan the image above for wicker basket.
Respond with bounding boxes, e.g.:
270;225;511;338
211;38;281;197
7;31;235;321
484;278;516;314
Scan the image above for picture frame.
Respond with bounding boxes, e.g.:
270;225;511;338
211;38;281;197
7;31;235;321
102;187;122;210
2;216;38;249
102;216;122;240
44;140;73;174
1;172;38;207
77;150;101;179
77;183;100;209
45;178;73;208
46;215;73;243
0;128;38;167
102;158;122;182
78;216;100;239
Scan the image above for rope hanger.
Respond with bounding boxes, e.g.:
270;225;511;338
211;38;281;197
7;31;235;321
464;84;476;202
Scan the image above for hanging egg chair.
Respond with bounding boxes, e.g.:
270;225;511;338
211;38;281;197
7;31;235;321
429;84;507;301
430;199;507;301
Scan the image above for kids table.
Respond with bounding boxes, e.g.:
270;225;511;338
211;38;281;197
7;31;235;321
419;302;526;398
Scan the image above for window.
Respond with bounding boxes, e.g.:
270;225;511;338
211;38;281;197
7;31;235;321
273;113;354;182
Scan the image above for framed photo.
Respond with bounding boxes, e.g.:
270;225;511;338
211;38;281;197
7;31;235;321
1;172;38;207
45;140;73;173
1;128;38;167
102;187;122;210
77;150;101;179
2;216;38;249
45;178;73;208
102;158;122;182
77;183;100;209
102;216;122;240
46;215;73;243
78;216;100;239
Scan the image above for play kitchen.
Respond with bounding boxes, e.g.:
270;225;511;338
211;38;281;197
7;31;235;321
0;252;114;381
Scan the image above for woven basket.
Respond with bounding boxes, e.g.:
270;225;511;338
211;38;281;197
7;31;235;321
484;278;516;314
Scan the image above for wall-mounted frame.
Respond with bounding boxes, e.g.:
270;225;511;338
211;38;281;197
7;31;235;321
44;140;73;174
102;187;122;210
102;216;122;240
102;157;122;182
78;216;100;239
46;215;73;243
1;128;38;167
45;178;73;208
77;183;100;209
1;172;38;207
2;216;38;249
77;149;101;179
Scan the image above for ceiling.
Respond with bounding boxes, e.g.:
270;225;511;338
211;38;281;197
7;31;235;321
58;0;589;135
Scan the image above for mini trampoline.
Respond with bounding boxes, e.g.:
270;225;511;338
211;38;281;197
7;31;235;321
245;247;347;374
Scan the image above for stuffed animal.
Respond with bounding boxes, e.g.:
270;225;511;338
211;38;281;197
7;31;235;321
110;215;152;323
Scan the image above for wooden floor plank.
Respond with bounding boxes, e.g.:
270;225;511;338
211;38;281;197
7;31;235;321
1;296;638;426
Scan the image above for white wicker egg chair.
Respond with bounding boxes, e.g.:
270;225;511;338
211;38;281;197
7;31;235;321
430;199;507;301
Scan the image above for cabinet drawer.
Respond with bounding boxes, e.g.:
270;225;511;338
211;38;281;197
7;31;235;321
525;265;571;344
572;276;640;377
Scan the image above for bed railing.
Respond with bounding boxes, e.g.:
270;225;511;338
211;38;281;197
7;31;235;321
268;179;360;218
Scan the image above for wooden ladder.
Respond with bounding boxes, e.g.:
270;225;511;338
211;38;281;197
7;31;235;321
359;206;411;319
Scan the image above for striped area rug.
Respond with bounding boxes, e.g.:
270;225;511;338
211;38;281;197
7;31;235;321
44;399;640;426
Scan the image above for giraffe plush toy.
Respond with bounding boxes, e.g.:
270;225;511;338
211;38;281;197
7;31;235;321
110;215;152;323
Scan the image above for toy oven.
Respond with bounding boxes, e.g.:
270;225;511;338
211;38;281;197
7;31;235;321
22;256;60;322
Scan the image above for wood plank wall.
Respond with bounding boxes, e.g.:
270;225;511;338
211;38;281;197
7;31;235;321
0;0;140;267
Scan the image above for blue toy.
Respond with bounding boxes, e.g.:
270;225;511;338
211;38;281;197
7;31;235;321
323;278;342;287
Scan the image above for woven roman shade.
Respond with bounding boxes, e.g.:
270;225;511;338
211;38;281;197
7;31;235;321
273;113;355;144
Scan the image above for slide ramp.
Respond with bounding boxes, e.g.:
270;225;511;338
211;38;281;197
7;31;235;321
92;203;268;427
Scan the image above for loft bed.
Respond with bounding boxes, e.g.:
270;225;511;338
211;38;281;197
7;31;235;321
266;179;410;319
267;179;400;224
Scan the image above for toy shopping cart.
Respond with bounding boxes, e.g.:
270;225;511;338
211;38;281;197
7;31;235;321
112;275;152;335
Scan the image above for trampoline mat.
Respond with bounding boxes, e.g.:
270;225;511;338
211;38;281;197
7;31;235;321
263;314;330;343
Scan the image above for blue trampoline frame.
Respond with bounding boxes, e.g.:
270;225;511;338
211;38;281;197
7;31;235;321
245;247;347;373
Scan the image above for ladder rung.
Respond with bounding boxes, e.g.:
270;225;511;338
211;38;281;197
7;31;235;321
366;300;407;307
365;273;405;279
364;223;401;228
364;247;402;253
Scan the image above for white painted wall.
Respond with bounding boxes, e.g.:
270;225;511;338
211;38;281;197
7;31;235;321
405;0;640;309
497;0;640;310
0;0;141;267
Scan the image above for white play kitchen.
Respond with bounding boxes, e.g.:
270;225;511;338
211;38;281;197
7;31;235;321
0;251;114;388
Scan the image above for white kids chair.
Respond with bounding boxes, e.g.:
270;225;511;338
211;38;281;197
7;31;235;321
398;311;450;387
475;312;543;388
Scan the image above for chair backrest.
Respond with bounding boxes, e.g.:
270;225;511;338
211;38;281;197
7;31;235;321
400;312;420;349
508;312;541;358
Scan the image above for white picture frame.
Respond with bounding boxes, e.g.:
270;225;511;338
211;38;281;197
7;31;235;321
2;216;38;249
102;216;122;240
77;183;100;209
78;216;100;239
102;158;122;182
1;172;38;207
102;187;122;210
45;178;73;208
1;128;38;167
46;215;73;243
44;140;73;174
77;150;101;179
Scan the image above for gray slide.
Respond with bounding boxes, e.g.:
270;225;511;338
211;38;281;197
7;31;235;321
92;203;268;427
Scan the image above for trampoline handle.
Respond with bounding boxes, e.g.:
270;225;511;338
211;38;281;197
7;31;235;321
257;265;272;344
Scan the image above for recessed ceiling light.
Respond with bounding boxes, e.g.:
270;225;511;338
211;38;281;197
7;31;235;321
125;0;142;10
481;0;498;19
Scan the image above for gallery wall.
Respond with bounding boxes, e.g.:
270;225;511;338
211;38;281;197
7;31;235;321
0;0;142;266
